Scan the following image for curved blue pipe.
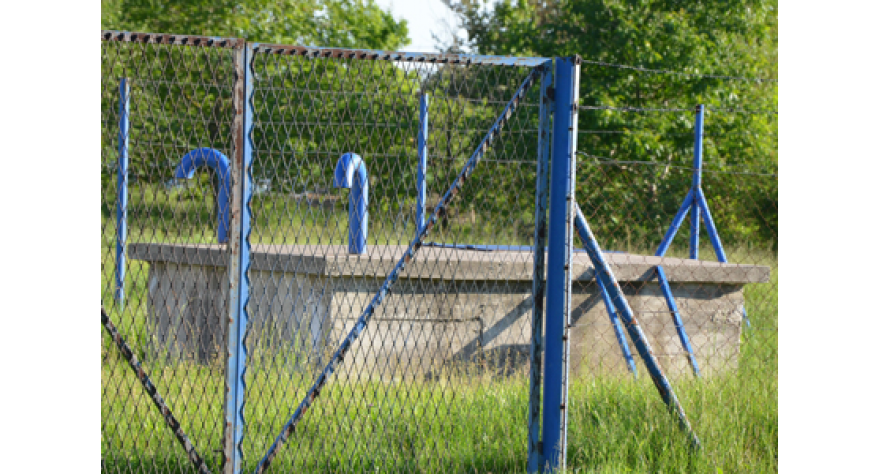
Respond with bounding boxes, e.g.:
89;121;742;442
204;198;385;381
333;152;369;254
173;148;232;243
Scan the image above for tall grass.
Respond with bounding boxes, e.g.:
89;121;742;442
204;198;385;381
101;184;777;473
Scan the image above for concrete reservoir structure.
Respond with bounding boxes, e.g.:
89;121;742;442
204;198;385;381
130;243;769;380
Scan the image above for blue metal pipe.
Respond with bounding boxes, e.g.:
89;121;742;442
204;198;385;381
115;78;130;306
542;56;580;472
527;61;553;474
597;278;637;377
173;148;232;243
694;187;728;263
655;265;701;377
689;199;700;260
574;204;701;450
655;190;693;257
334;152;369;254
417;93;429;237
689;105;705;260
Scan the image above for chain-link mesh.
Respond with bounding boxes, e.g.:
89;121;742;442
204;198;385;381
101;33;239;473
101;31;777;473
241;47;545;472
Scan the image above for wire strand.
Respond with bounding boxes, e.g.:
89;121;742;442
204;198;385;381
580;59;777;83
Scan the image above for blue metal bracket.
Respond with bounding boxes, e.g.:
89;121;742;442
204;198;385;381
655;105;750;328
655;265;701;377
115;78;130;307
333;152;369;254
574;205;701;450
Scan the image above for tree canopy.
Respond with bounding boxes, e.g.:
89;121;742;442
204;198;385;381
444;0;778;248
101;0;410;50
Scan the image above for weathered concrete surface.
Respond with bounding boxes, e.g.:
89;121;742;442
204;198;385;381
131;243;769;379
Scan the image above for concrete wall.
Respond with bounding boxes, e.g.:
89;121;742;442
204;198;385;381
133;243;766;380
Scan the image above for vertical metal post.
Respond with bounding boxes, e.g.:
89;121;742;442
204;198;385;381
689;105;704;260
417;92;429;236
223;40;253;474
527;61;553;474
115;77;130;306
542;56;580;473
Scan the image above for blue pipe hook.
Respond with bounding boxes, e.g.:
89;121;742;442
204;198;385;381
333;153;369;254
173;148;232;243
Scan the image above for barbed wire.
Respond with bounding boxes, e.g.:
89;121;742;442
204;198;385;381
575;151;777;177
578;104;778;115
580;59;777;83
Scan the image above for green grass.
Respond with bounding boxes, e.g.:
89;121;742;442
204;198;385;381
102;184;777;473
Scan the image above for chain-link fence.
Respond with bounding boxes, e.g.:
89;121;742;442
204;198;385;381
102;31;777;473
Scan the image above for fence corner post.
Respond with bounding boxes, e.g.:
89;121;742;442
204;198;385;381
541;55;580;473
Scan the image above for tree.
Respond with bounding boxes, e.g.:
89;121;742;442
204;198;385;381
443;0;778;248
101;0;409;51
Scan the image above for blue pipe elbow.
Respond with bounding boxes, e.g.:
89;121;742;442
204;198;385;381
173;148;232;243
333;153;369;254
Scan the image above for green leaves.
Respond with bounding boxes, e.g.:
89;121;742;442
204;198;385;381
447;0;777;247
102;0;410;51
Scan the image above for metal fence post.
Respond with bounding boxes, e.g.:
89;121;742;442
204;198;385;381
689;104;704;260
542;55;580;473
222;39;253;474
115;77;130;306
417;92;429;236
527;60;553;474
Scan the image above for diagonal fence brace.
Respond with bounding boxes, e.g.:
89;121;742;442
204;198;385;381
655;265;701;377
101;307;212;474
573;206;701;450
252;66;544;474
597;278;637;377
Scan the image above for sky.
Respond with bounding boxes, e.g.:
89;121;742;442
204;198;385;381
372;0;471;52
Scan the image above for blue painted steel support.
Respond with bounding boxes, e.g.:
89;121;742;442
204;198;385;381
417;93;429;237
574;205;701;450
597;278;637;377
115;78;130;306
655;190;693;257
174;148;232;243
694;188;727;263
655;105;749;327
689;105;705;260
527;61;553;474
333;153;369;254
252;67;542;474
655;265;701;377
222;41;253;474
542;56;580;473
